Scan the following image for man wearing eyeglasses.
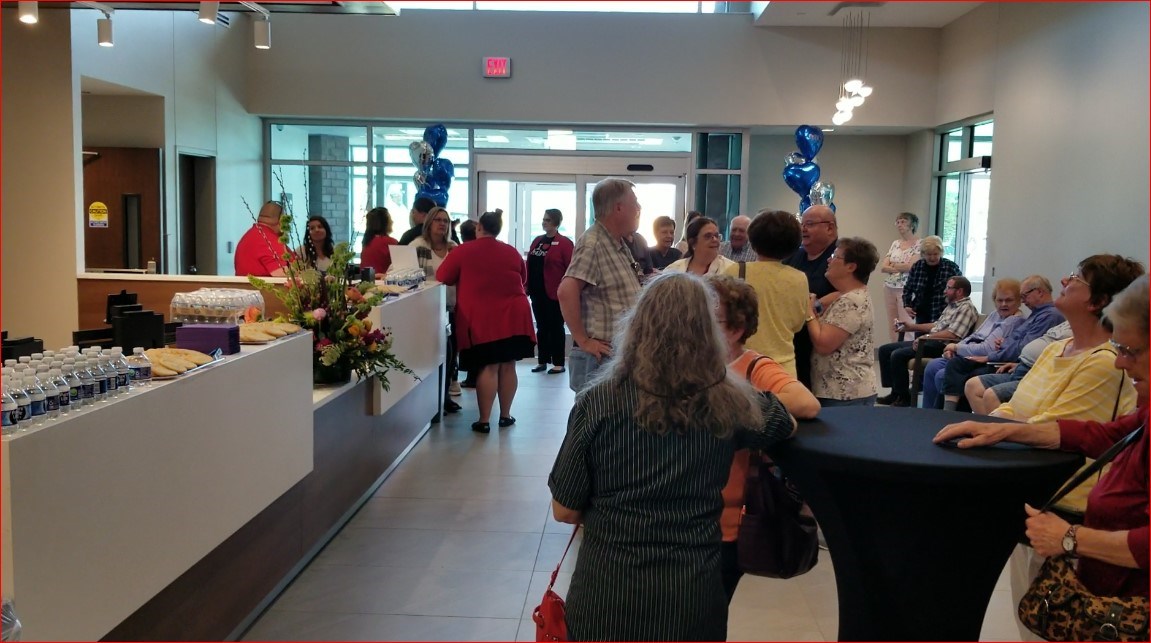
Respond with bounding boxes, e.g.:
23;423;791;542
935;275;1066;410
784;205;839;388
719;215;756;263
558;178;644;392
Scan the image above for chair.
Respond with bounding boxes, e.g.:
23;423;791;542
907;313;987;403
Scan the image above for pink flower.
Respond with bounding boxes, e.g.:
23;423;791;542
312;308;327;321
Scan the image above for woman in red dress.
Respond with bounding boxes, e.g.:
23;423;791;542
360;207;398;276
437;211;537;434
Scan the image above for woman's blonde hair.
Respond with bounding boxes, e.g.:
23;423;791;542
921;235;944;254
590;272;762;437
420;206;453;249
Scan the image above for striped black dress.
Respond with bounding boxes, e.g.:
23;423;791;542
548;379;794;642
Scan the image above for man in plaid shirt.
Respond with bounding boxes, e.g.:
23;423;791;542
877;276;978;406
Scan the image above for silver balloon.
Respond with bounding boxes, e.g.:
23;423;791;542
786;152;807;166
809;181;835;205
408;141;434;169
413;170;427;187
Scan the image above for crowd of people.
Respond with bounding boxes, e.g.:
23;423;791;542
233;180;1147;642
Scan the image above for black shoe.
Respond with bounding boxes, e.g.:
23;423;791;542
548;366;566;374
531;365;548;373
890;396;911;408
471;421;490;434
444;400;462;413
498;416;516;428
461;379;477;389
876;393;898;405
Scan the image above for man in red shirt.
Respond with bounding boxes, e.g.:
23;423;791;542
234;201;288;277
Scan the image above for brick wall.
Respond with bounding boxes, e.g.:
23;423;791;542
307;134;351;245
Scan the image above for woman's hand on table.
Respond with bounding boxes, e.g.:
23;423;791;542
933;420;1012;448
1023;504;1071;557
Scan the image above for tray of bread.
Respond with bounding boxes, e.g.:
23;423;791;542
146;347;224;379
240;321;305;344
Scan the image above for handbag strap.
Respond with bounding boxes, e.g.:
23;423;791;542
739;261;746;279
1111;370;1126;422
744;354;767;382
548;525;580;588
1040;422;1145;512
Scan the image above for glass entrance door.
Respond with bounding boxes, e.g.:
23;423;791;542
479;171;686;254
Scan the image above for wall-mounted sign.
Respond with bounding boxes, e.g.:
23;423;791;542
88;201;109;228
483;57;511;78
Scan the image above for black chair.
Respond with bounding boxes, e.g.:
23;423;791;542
112;311;166;351
1;336;44;361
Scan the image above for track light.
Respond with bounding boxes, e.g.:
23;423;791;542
97;13;114;47
198;1;219;24
253;16;271;49
19;1;39;24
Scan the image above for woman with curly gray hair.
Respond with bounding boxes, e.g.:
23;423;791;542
548;271;797;641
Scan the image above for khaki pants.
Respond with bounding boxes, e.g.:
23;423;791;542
1009;544;1047;641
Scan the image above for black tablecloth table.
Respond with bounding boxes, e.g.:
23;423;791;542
767;407;1084;642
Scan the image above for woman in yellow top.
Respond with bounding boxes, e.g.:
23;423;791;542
722;210;811;378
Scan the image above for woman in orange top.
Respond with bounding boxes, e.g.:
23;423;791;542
708;274;821;601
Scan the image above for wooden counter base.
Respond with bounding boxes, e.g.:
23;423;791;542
100;375;439;642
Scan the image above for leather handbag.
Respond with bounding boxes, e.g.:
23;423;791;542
1018;423;1147;641
737;453;820;578
532;525;579;642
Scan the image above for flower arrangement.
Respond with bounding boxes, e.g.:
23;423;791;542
245;197;415;390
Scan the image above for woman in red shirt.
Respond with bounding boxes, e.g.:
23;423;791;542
360;207;397;276
938;273;1149;599
436;211;537;434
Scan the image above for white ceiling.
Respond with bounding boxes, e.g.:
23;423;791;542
755;2;982;28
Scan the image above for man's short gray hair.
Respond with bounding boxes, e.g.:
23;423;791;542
591;178;636;222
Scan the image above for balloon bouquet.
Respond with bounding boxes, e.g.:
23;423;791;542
408;124;455;207
782;124;836;214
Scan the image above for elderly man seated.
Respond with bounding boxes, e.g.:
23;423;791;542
876;276;978;407
934;275;1065;411
919;278;1025;409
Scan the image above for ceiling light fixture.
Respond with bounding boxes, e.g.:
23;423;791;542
79;1;116;46
240;1;272;49
18;1;39;24
198;1;219;24
832;10;873;125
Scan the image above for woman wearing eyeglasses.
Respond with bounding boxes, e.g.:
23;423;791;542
527;208;574;375
665;216;736;276
937;273;1150;627
412;207;462;413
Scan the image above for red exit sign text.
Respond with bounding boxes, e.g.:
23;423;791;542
483;57;512;78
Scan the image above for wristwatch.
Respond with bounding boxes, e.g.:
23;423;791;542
1061;524;1081;555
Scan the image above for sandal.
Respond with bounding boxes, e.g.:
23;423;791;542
531;365;548;373
547;366;566;374
471;421;490;434
498;416;516;428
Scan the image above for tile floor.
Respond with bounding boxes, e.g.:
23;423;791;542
242;363;1024;641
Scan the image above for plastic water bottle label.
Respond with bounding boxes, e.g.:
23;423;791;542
131;365;152;380
117;372;129;388
2;408;15;427
59;391;70;409
97;377;108;395
69;386;81;403
15;403;29;422
81;383;94;400
45;394;60;412
29;398;45;417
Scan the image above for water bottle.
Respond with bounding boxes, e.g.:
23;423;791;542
2;388;17;435
21;376;45;426
76;359;95;406
127;347;153;387
3;360;16;370
62;361;82;409
50;368;70;416
110;347;131;392
2;597;21;641
37;366;60;420
96;350;118;397
84;349;108;401
9;378;30;429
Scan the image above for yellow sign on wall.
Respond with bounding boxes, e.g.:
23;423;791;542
88;201;109;228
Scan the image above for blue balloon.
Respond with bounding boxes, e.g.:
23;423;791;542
429;157;455;192
800;197;812;213
795;125;824;162
782;162;821;198
423;124;448;156
417;188;448;207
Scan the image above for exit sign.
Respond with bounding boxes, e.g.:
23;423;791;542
483;57;512;78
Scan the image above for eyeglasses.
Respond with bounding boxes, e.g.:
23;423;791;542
700;232;722;242
827;253;840;262
801;220;832;229
1021;287;1040;298
1066;272;1089;286
430;218;450;224
1110;338;1147;360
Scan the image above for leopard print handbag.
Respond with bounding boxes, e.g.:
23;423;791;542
1018;555;1148;642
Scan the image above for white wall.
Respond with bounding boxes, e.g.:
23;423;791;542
246;12;941;129
1;8;82;350
935;2;1150;306
748;134;913;347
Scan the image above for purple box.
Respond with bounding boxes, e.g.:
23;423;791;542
176;324;241;355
